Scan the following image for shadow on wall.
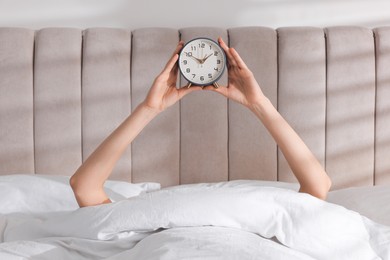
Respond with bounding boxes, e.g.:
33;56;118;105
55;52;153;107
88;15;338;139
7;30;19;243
1;0;390;29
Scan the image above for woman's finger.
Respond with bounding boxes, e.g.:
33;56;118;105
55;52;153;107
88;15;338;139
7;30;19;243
173;41;184;55
218;37;237;67
202;84;229;97
230;48;248;70
163;53;180;74
177;85;202;99
163;41;184;73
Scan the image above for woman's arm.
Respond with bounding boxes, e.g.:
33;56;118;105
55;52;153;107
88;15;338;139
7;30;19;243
204;38;332;200
70;104;158;207
250;99;331;200
70;41;202;207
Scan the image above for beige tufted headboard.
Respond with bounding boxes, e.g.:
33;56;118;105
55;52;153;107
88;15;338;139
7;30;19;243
1;26;390;190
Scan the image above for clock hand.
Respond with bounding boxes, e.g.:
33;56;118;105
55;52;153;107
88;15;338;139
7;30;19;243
190;55;203;64
198;45;203;62
201;53;213;63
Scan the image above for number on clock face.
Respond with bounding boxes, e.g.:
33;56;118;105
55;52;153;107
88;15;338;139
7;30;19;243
179;38;226;85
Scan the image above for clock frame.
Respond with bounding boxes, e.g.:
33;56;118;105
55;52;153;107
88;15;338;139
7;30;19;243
178;37;226;88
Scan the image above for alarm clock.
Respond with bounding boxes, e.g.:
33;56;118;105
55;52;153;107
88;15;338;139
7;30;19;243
178;37;226;88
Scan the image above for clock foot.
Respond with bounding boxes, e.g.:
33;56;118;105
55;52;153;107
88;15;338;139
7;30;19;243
186;82;192;89
213;82;220;89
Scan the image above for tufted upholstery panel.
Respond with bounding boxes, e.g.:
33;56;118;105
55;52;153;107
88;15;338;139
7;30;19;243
82;28;132;181
179;27;229;184
228;27;278;181
0;28;35;174
374;27;390;186
131;28;180;187
325;27;376;189
277;27;326;183
34;28;83;176
1;26;389;189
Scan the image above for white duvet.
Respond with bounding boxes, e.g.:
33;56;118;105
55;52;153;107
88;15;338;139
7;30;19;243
1;182;389;260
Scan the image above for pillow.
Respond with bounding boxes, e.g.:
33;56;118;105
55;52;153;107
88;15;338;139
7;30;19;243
0;174;160;215
162;179;300;191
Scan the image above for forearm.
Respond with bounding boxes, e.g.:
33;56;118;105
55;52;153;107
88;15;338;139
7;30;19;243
210;38;331;199
78;103;157;180
72;102;159;190
249;98;331;199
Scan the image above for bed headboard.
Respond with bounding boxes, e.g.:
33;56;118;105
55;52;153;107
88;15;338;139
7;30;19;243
1;26;389;190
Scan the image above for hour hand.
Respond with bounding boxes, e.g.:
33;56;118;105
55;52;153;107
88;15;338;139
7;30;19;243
190;55;203;64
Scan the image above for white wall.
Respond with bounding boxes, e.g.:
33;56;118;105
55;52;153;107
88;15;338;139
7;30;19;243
0;0;389;30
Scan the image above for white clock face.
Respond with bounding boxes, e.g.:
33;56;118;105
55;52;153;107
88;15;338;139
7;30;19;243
179;38;226;86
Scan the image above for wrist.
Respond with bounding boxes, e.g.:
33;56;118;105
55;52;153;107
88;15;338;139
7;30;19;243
247;95;269;113
137;102;161;117
248;96;274;120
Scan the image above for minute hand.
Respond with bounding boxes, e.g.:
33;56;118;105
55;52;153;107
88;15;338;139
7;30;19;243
201;53;213;64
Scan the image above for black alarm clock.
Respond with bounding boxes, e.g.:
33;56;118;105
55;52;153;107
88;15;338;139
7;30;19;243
178;37;226;88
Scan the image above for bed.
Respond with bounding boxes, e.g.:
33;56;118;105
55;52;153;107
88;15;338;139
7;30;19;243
1;26;390;259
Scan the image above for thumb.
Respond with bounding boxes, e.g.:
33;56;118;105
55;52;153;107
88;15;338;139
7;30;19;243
178;85;203;99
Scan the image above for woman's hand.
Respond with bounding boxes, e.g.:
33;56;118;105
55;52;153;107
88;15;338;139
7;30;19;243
203;37;266;110
143;41;202;113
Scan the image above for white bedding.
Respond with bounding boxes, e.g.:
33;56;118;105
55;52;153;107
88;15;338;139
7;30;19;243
0;174;160;214
108;227;317;260
1;181;389;260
